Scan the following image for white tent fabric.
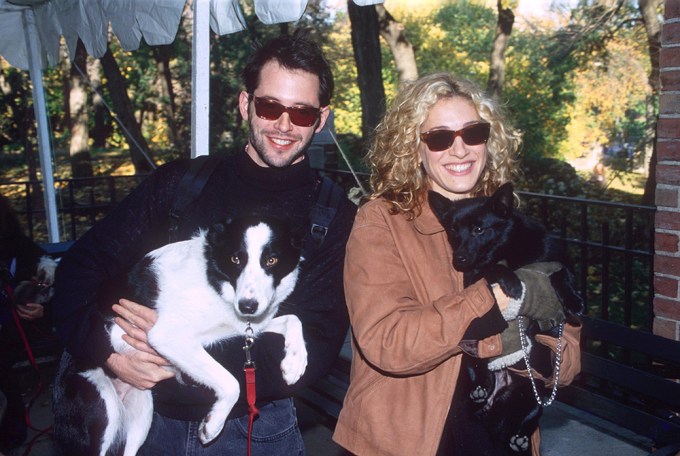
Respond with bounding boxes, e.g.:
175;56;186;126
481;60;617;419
0;1;61;71
0;0;383;242
1;0;382;68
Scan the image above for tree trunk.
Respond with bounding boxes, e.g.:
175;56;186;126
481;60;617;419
487;0;515;100
375;5;418;83
638;0;662;206
348;1;386;146
60;44;71;135
88;57;109;149
2;71;43;216
69;40;93;179
153;44;179;152
100;45;155;174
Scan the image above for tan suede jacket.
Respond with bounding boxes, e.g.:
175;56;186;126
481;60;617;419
333;197;582;456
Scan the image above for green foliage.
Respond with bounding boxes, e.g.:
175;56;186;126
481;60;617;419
0;0;655;189
503;28;577;161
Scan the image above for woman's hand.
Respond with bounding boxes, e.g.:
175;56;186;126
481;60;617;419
106;298;174;389
15;302;44;320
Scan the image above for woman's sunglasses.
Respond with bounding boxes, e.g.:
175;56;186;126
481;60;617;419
420;122;491;151
249;94;321;127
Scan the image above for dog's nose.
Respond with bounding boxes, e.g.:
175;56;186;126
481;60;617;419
239;299;259;315
455;255;468;265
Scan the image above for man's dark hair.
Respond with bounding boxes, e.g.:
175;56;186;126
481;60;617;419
241;29;334;106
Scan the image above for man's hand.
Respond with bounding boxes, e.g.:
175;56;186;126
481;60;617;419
16;302;44;320
107;298;174;389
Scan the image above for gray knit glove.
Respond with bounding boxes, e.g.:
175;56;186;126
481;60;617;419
513;262;567;331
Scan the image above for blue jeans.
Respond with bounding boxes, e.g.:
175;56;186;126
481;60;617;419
139;398;305;456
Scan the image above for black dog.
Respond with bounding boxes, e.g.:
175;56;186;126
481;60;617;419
429;182;582;454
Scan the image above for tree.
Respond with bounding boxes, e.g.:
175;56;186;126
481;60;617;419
348;1;386;145
100;45;154;173
69;40;93;179
487;0;516;99
0;68;43;209
376;4;417;82
638;0;662;205
88;57;110;149
153;44;181;153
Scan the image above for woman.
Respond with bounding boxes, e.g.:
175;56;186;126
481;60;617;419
332;74;581;456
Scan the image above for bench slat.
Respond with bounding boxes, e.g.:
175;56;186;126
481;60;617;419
580;352;680;408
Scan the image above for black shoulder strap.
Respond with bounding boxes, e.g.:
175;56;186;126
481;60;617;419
309;176;344;246
168;156;217;242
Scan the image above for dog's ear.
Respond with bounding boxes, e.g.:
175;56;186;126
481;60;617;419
289;222;304;251
489;182;514;218
36;256;58;287
428;191;453;223
207;222;227;246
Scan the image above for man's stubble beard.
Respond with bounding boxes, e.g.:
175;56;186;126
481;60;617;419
248;127;313;168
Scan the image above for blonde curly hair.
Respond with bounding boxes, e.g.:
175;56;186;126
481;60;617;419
366;73;522;219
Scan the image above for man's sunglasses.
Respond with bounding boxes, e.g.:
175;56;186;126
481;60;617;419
249;94;321;127
420;122;491;152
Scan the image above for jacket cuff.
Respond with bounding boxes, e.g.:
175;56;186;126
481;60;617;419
488;337;532;371
501;281;525;321
462;305;507;341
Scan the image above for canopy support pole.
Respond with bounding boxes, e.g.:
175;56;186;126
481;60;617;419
23;8;60;243
191;0;210;158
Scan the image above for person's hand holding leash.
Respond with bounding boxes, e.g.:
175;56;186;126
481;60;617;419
105;298;174;390
15;302;44;320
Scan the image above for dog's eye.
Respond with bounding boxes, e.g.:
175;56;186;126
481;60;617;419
231;255;240;265
472;226;484;235
265;256;278;267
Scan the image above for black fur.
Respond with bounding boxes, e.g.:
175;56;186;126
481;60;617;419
204;216;302;298
126;255;159;309
429;182;583;455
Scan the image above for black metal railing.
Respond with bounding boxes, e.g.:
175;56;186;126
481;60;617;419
2;170;656;331
517;191;656;332
2;174;148;242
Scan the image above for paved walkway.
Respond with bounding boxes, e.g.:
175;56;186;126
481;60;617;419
297;398;652;456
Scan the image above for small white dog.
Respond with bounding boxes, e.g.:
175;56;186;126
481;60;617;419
13;255;58;305
53;216;307;456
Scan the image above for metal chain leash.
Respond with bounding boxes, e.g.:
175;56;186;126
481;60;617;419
517;316;564;407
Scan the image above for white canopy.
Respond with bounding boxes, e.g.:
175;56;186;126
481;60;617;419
0;0;382;242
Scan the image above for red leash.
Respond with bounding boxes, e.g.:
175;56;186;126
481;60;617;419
244;366;259;456
6;287;53;455
243;324;259;456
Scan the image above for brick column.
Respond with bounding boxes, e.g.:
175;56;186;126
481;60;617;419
654;0;680;341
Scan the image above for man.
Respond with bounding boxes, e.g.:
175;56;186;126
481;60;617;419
51;30;356;455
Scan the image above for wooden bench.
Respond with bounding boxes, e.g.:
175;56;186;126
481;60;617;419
559;316;680;455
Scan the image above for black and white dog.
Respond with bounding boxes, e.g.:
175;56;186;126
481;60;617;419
53;216;307;456
12;255;59;305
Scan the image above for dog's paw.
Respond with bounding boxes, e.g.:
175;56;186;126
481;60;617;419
199;413;226;445
469;385;489;403
280;337;308;385
509;434;530;453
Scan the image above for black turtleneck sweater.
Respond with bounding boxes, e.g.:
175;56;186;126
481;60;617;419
52;151;356;420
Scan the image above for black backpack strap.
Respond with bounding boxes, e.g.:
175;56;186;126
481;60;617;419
309;176;344;247
168;156;217;242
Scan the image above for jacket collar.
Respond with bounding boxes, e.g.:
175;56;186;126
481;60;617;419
414;198;445;236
